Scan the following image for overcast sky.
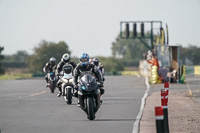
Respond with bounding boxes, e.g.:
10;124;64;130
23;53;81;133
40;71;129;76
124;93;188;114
0;0;200;57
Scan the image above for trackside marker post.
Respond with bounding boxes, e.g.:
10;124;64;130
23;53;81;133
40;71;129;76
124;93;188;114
161;82;170;133
155;106;164;133
164;82;169;96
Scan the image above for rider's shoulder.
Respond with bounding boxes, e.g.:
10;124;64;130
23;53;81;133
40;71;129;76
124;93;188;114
99;63;103;67
58;61;63;65
46;62;50;66
74;63;81;68
90;63;95;67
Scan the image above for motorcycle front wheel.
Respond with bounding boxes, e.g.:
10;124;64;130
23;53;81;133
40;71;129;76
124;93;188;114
66;88;72;104
87;97;95;120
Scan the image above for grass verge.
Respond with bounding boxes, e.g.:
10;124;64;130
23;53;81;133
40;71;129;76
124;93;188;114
0;73;32;80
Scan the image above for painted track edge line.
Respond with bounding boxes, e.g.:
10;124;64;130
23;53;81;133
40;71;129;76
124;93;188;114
132;76;150;133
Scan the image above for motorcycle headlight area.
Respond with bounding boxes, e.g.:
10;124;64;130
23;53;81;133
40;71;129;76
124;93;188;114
50;72;55;76
81;81;97;91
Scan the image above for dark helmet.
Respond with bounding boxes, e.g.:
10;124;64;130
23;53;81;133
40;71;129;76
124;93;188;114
93;58;99;66
49;57;56;65
62;53;70;63
79;53;89;67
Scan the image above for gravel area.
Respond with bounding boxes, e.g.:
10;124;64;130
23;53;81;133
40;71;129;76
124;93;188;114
168;91;200;133
140;83;200;133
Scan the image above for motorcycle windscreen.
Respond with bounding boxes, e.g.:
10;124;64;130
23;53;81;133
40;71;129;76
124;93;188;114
63;65;73;74
50;72;55;77
81;75;97;92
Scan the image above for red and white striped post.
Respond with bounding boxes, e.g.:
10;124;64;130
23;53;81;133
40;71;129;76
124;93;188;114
164;82;169;99
161;82;170;133
155;106;164;133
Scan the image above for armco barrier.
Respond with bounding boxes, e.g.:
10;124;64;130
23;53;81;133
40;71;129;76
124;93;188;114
32;73;46;77
186;66;194;74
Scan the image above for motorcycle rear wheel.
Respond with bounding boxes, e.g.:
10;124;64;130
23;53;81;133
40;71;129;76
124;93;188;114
50;81;56;93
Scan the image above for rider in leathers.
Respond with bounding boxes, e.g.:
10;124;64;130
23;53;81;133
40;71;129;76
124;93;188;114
73;53;104;106
56;53;76;97
43;57;57;87
91;58;105;82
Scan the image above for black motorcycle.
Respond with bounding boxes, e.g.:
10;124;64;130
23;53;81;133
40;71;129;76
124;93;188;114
49;72;57;93
78;75;101;120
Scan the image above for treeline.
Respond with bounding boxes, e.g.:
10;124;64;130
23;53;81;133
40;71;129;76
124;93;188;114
0;40;125;74
179;45;200;65
0;34;200;75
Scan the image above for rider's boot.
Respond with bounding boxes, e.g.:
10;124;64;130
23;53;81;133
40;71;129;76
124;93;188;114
96;93;101;108
46;83;50;88
45;76;49;88
57;87;62;97
77;94;83;107
100;87;105;95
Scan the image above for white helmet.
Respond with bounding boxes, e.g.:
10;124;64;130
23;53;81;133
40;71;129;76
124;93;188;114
62;53;70;63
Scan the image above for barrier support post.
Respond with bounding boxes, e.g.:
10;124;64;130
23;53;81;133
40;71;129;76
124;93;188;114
162;82;170;133
155;106;164;133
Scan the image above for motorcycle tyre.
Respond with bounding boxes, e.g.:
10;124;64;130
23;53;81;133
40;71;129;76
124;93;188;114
50;80;56;93
87;98;95;120
66;88;72;104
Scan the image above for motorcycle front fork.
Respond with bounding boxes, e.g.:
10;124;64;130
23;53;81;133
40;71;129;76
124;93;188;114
78;93;100;108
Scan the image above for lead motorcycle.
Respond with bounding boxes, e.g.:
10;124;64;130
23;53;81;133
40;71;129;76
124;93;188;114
59;64;74;104
78;75;101;120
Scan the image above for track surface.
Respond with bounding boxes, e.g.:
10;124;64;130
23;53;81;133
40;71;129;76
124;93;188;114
0;76;147;133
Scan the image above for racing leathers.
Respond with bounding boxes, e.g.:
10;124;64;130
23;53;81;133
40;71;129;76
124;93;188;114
43;62;57;84
95;63;105;82
74;63;104;95
56;60;76;97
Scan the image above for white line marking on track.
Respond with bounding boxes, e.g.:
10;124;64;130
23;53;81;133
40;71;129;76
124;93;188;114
132;76;150;133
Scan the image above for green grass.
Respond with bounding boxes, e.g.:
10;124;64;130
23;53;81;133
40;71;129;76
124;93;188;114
0;73;32;80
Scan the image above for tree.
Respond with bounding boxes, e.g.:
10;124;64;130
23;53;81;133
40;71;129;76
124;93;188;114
97;56;124;74
0;46;5;74
26;40;71;73
180;44;200;65
111;33;149;66
13;51;29;62
4;50;29;62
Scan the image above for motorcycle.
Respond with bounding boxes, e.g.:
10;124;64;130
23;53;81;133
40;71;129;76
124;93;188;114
78;75;101;120
59;64;74;104
48;72;57;93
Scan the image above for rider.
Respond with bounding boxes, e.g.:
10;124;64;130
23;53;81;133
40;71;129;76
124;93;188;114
91;58;105;82
43;57;57;87
73;53;104;98
56;53;77;97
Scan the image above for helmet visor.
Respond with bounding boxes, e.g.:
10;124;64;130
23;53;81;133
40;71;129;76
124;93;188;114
80;58;88;63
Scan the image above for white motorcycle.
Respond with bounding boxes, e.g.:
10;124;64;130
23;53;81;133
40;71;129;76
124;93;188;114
60;64;74;104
